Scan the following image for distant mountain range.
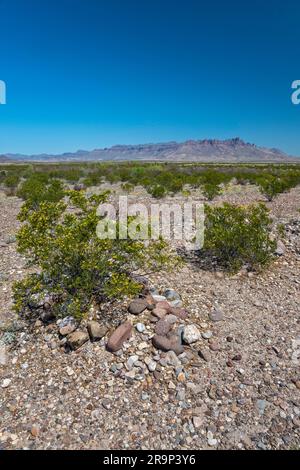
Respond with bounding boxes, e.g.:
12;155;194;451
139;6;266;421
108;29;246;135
0;138;299;163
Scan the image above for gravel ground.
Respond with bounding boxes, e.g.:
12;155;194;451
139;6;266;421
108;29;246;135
0;184;299;450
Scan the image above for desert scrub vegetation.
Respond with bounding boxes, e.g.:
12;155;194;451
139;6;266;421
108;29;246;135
203;203;276;272
17;173;65;209
1;162;300;201
13;190;173;320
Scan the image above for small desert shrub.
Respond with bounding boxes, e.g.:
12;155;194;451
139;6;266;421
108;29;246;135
13;190;172;319
121;182;134;193
148;184;166;198
3;174;20;195
202;183;221;200
257;175;287;201
203;203;275;272
17;174;65;209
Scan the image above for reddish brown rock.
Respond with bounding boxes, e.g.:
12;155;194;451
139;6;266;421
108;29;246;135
156;301;172;312
152;307;168;319
155;319;171;336
106;321;132;352
169;307;188;319
152;333;184;355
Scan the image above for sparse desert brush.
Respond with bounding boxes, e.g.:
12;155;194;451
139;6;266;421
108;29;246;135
2;173;21;196
203;202;276;272
17;173;65;209
13;190;173;319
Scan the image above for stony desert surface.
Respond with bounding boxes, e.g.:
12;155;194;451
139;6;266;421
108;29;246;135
0;184;300;450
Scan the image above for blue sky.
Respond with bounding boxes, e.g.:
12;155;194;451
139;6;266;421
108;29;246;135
0;0;300;155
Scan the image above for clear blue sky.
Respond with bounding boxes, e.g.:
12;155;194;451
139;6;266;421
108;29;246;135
0;0;300;155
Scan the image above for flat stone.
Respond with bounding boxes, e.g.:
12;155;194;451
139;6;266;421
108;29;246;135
128;299;148;315
67;331;89;350
183;324;201;344
106;321;132;352
87;321;108;341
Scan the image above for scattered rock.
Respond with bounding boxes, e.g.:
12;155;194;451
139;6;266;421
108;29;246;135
126;355;139;370
155;319;171;336
87;321;108;341
152;333;184;355
182;324;201;344
275;240;285;256
1;378;11;388
202;330;213;339
169;307;188;319
31;425;40;438
164;289;181;301
106;321;132;352
152;307;168;319
198;348;211;362
0;346;7;366
128;299;148;315
67;331;89;350
135;322;145;333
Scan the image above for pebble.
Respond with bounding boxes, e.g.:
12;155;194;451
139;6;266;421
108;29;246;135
202;331;213;339
126;355;139;369
1;378;11;388
135;323;145;333
182;324;201;344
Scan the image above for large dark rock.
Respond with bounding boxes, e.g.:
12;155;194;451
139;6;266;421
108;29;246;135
128;299;148;315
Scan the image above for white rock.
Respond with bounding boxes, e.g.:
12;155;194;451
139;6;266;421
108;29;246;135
183;324;201;344
126;355;139;369
136;323;145;333
1;378;11;388
202;330;213;340
152;295;167;302
0;346;7;366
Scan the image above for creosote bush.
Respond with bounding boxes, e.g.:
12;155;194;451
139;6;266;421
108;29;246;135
17;174;65;209
203;203;276;272
13;190;173;319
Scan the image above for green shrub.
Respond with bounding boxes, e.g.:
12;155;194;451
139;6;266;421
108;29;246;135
3;174;21;195
202;183;221;200
149;184;167;198
17;174;65;209
13;190;172;319
257;175;287;201
203;203;275;272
